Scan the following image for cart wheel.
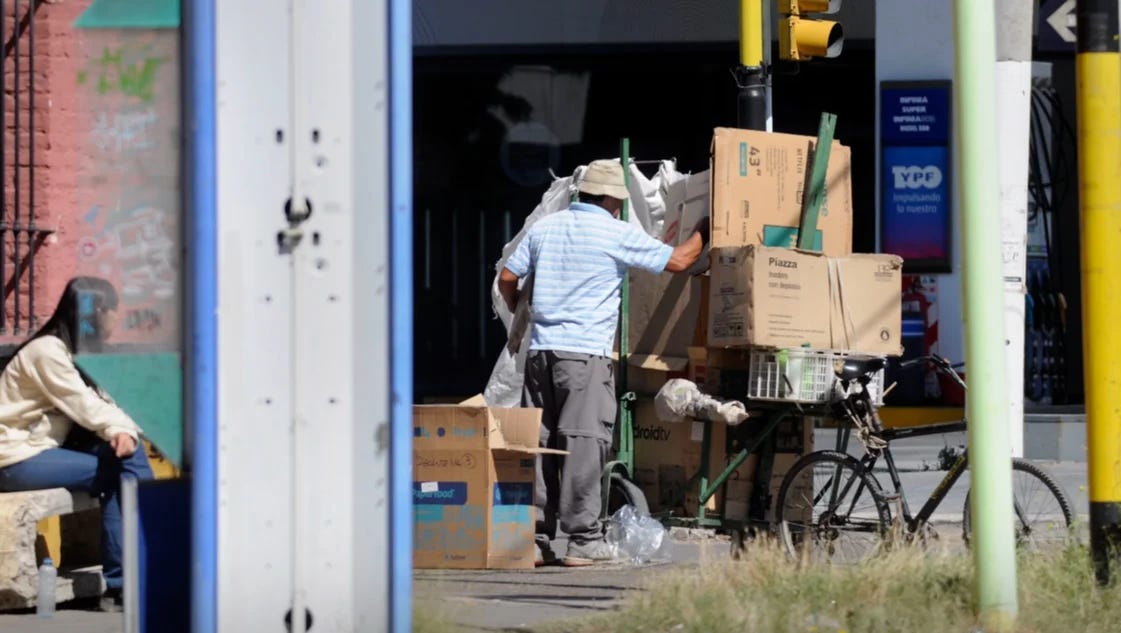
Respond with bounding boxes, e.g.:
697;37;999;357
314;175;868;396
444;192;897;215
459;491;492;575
607;472;650;518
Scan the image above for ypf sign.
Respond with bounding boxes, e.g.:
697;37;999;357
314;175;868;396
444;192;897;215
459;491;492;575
880;81;953;273
891;165;944;190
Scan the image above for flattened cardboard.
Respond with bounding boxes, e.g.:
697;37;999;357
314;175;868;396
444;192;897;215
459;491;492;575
710;127;853;255
628;270;705;360
624;354;689;396
662;170;710;247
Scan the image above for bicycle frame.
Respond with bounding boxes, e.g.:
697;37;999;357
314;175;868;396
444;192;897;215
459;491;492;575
859;442;970;532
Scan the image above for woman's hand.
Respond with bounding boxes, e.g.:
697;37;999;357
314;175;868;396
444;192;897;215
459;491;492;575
110;433;138;458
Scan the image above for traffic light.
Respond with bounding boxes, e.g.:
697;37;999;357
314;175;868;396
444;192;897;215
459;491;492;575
778;0;843;61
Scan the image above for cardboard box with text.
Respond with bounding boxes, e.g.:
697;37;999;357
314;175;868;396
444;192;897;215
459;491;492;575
412;401;562;570
708;245;903;355
711;127;853;255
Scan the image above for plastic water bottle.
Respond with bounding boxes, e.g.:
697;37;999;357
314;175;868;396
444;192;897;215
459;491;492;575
36;557;56;618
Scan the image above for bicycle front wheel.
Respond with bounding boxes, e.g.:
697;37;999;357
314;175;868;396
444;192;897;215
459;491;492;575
777;450;892;564
963;457;1074;549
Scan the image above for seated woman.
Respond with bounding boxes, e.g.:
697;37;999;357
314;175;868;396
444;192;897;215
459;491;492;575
0;277;153;611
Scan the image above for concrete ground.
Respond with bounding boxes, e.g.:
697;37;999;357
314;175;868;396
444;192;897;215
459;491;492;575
0;606;121;633
0;428;1090;633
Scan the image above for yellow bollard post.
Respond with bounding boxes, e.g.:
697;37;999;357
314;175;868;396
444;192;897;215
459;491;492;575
1076;0;1121;584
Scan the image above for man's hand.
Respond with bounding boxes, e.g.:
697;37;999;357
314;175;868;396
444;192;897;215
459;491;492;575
692;216;711;244
110;433;138;458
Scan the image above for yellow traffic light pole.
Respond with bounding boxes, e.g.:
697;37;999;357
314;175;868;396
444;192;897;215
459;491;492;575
740;0;763;66
1076;0;1121;584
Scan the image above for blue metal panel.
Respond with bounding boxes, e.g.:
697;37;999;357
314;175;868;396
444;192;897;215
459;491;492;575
389;0;413;629
184;0;217;630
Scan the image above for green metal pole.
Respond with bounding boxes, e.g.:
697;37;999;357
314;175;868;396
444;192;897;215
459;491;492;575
617;139;634;473
951;0;1018;628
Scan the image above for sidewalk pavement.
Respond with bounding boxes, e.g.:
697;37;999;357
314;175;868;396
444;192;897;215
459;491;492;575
0;609;121;633
415;535;732;632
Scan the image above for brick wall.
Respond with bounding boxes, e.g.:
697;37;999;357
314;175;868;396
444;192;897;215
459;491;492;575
0;0;92;339
0;0;180;348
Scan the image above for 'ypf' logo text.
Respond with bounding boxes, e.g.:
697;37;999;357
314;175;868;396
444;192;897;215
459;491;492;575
891;165;943;190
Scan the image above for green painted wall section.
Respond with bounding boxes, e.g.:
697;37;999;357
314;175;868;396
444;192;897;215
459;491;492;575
75;0;180;29
76;353;183;466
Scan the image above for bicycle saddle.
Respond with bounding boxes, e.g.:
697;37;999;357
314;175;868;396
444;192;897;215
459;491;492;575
834;355;886;381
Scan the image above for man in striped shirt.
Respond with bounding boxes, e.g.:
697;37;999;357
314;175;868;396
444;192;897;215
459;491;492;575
499;160;708;566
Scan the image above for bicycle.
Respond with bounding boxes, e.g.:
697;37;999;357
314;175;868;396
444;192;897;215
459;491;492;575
775;354;1075;563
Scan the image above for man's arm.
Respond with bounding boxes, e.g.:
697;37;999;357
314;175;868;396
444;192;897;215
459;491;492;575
498;268;520;313
664;217;709;273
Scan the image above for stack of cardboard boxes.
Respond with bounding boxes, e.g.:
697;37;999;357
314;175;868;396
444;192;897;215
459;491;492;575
412;127;904;568
629;127;903;521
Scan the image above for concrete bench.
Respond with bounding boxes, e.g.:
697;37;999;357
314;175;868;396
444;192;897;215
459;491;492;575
0;488;100;610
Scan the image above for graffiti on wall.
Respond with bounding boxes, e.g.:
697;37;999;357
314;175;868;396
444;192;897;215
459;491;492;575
76;33;179;349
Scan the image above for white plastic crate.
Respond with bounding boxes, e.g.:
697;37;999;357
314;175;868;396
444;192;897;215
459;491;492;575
747;348;886;405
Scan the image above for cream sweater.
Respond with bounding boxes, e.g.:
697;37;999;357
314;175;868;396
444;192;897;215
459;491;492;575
0;335;141;468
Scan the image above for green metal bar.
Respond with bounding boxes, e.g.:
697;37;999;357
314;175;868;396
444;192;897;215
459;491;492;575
699;412;789;503
796;112;837;251
697;417;713;520
616;140;636;475
952;0;1018;627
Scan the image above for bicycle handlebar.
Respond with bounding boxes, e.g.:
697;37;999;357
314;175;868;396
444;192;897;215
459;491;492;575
897;354;967;390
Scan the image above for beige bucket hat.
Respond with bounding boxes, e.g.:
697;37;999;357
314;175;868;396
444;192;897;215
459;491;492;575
577;160;630;200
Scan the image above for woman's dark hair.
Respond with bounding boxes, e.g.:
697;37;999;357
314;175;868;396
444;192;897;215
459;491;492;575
34;276;119;354
1;277;120;387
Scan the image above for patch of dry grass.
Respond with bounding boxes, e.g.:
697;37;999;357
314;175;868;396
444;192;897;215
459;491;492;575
545;539;1121;633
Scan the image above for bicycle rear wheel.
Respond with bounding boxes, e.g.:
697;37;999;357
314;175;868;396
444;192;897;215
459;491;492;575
962;458;1074;549
777;450;892;564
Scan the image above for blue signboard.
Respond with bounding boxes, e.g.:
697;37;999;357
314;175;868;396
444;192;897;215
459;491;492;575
881;146;950;265
881;81;953;273
881;85;951;145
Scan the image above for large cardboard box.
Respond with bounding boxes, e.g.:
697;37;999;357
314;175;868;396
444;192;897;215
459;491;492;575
708;245;833;349
412;402;559;570
829;253;905;355
707;245;904;355
631;400;728;517
710;127;853;255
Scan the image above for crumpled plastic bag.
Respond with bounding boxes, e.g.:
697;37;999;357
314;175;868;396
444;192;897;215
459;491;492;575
605;504;672;565
654;378;751;426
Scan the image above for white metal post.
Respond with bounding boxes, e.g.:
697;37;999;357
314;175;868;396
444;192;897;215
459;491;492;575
215;0;391;630
996;0;1034;457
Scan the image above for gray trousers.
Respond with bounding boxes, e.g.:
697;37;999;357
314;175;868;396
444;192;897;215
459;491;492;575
522;350;616;545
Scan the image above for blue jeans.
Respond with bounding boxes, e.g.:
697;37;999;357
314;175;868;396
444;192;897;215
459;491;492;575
0;440;154;590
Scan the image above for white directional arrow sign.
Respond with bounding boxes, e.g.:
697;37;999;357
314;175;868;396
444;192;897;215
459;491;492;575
1046;0;1076;43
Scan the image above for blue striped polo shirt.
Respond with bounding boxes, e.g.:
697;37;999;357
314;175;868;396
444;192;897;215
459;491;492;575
505;202;674;356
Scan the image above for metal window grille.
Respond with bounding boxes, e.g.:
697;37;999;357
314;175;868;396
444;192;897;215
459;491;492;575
2;0;54;335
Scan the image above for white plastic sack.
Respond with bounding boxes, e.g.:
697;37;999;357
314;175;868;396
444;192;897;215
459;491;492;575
483;161;674;407
654;378;750;426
